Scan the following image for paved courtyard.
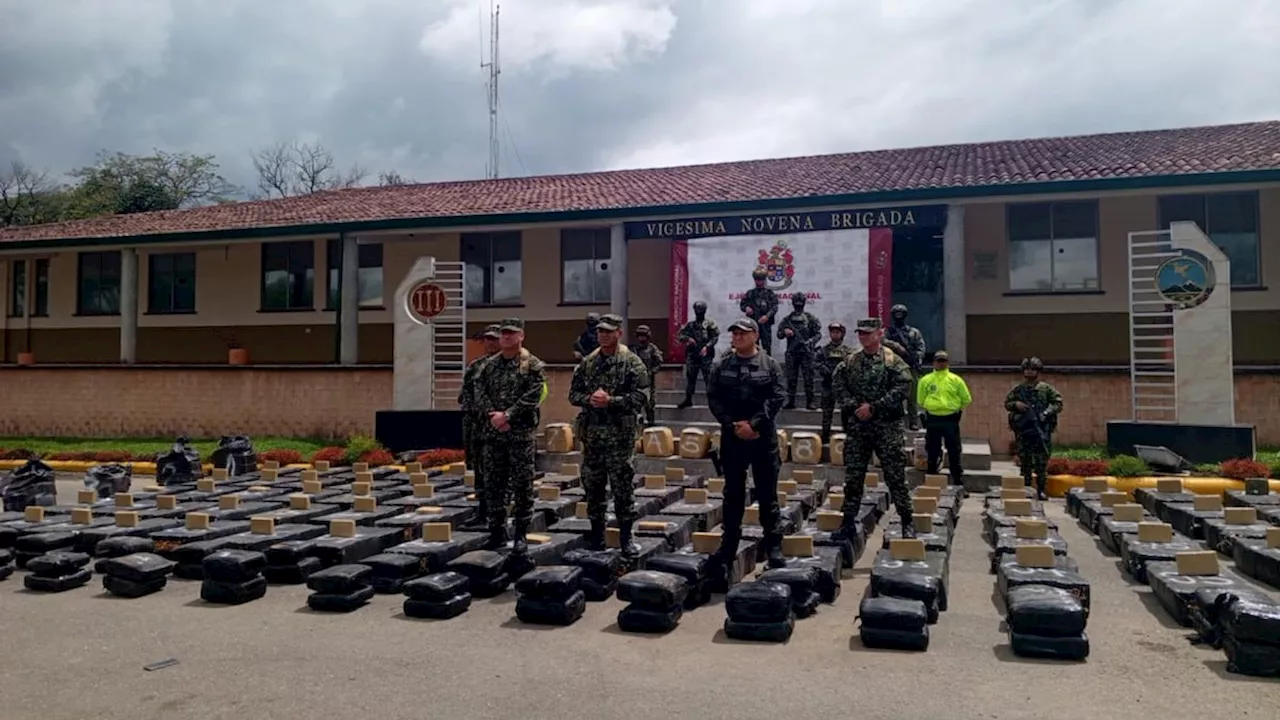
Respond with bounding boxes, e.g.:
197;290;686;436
0;477;1274;720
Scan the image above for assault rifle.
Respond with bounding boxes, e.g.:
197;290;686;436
1011;385;1051;457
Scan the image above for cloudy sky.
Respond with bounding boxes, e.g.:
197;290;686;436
2;0;1279;194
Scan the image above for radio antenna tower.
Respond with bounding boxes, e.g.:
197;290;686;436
481;1;501;179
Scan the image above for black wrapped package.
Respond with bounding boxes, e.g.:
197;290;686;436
98;552;174;584
447;550;508;585
15;532;79;559
997;564;1091;614
85;464;132;499
361;553;424;593
306;564;373;594
858;596;929;632
723;616;795;643
311;527;404;566
990;534;1069;572
202;549;267;583
94;536;154;558
870;571;941;624
200;575;268;604
1161;503;1221;540
616;570;689;609
1190;589;1279;647
793;590;821;619
404;571;470;602
562;549;624;586
646;552;711;608
155;437;201;487
514;565;583;601
785;548;843;604
1221;596;1280;645
1221;635;1280;677
307;584;376;612
102;573;168;598
24;567;92;592
384;531;490;576
1005;585;1087;637
1233;538;1280;590
1203;518;1272;557
1;458;57;510
581;576;617;602
210;435;257;476
758;566;819;604
27;550;92;577
265;557;323;584
1119;535;1200;583
631;515;696;551
725;581;793;624
860;625;930;651
1147;562;1250;627
870;549;950;613
617;603;683;633
515;590;587;626
1008;630;1089;660
404;593;473;620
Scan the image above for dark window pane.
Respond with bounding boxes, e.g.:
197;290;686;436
1158;194;1207;230
1051;201;1097;238
358;243;382;268
1008;239;1053;291
1007;203;1052;242
492;232;522;262
78;251;121;315
1206;192;1257;234
461;232;522;305
9;260;26;317
33;259;48;316
562;259;595;303
261;241;314;310
594;230;611;259
560;230;596;261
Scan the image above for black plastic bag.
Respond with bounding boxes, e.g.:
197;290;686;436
469;573;511;598
265;540;316;566
725;581;793;624
174;563;204;580
308;585;375;612
788;550;842;604
759;566;819;603
0;548;12;566
99;553;174;584
404;593;472;620
1221;635;1280;677
724;616;794;643
1;459;56;511
265;557;322;584
156;437;202;487
211;435;258;476
202;549;267;583
1221;596;1280;645
858;596;929;632
306;564;373;594
23;567;92;593
617;603;682;633
793;590;821;619
447;550;509;585
581;576;617;601
1233;539;1280;589
860;625;929;651
85;464;132;500
616;570;688;609
562;549;624;585
516;590;587;626
95;536;154;558
1191;588;1276;647
0;565;13;582
514;565;583;601
646;552;710;584
362;553;423;593
1008;629;1089;660
404;571;470;602
201;576;268;604
103;574;167;598
1006;585;1087;637
998;565;1092;614
27;550;91;577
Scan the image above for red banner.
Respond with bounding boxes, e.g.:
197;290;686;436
867;227;894;326
669;239;689;363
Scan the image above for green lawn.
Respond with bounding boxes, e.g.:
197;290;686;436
0;436;330;459
1054;444;1280;468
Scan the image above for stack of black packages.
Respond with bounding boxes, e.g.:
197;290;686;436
514;565;587;626
0;548;13;581
23;551;92;592
647;552;713;609
84;464;132;500
210;435;257;476
857;596;930;651
360;553;424;593
723;581;795;643
99;553;175;598
1;459;57;510
1188;587;1276;648
759;566;821;619
446;550;511;598
1005;584;1089;660
616;570;689;633
263;540;323;584
1218;595;1280;677
200;549;267;604
92;536;154;573
306;564;375;612
563;549;623;601
13;532;78;569
156;437;201;487
403;571;473;619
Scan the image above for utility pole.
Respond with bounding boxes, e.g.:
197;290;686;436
482;2;501;180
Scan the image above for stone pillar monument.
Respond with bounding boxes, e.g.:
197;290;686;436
1167;221;1234;426
393;256;440;410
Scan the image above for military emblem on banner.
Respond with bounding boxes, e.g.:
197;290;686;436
756;240;795;291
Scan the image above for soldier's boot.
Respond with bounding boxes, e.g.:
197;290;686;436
784;393;797;410
1035;476;1048;502
484;520;508;550
618;518;641;559
510;517;530;556
832;511;860;543
899;511;918;539
764;532;786;569
677;391;694;410
805;397;817;411
586;517;607;551
711;531;742;587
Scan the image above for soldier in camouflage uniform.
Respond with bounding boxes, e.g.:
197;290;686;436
817;322;855;443
573;313;601;360
458;324;502;525
631;324;664;427
473;318;548;554
569;314;651;555
883;304;927;430
831;317;916;540
740;267;779;355
675;300;719;408
1006;357;1063;501
776;292;822;410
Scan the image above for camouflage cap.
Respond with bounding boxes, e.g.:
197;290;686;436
729;317;759;333
752;267;768;279
635;324;651;335
499;317;524;331
596;313;622;331
828;321;845;331
476;324;501;339
934;350;949;361
855;317;882;332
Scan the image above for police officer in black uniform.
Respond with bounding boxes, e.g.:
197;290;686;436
706;317;788;576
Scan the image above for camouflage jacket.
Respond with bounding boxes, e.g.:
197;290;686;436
739;287;779;325
632;342;664;374
776;310;822;354
473;348;548;436
707;351;786;433
817;341;855;384
676;319;719;358
884;323;926;370
831;346;911;426
1005;381;1064;435
458;352;496;420
569;345;651;437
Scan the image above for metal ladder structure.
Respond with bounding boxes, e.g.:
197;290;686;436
428;261;467;410
1126;230;1178;423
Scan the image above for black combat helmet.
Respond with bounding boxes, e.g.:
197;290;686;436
693;301;708;313
586;313;600;325
791;292;806;307
1021;357;1044;371
752;267;768;280
891;304;908;316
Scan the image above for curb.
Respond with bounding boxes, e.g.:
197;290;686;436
0;461;463;475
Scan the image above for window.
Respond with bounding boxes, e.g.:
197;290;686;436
147;252;197;314
77;251;122;315
1158;192;1260;287
8;260;24;318
261;241;315;311
325;240;384;309
560;228;611;304
1007;201;1099;292
461;231;522;305
33;259;48;316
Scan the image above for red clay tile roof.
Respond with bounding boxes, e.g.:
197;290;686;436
3;120;1280;244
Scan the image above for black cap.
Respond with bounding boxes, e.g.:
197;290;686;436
729;317;759;333
596;314;622;331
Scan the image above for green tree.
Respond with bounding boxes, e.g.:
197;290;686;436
67;150;239;217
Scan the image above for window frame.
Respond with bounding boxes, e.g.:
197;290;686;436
7;260;25;318
1157;190;1262;288
259;240;316;312
146;251;198;315
76;250;123;316
559;227;613;305
32;258;48;317
324;240;385;310
460;231;523;307
1004;200;1101;294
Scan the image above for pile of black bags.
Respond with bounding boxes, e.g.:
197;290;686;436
1218;595;1280;677
361;553;424;593
514;565;587;626
858;596;930;651
0;548;13;581
93;536;154;573
403;571;473;619
1005;585;1090;660
210;435;258;476
868;553;944;623
616;570;688;633
446;550;510;598
156;437;201;487
14;532;77;569
563;549;623;601
759;566;821;619
200;549;267;604
306;564;375;612
23;551;92;592
100;553;175;598
85;464;132;500
1;459;56;510
647;552;713;609
724;581;795;643
263;540;322;584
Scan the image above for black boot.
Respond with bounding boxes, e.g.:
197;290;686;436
805;394;816;411
711;533;741;588
1036;477;1048;502
511;518;530;555
618;519;640;558
784;398;797;410
484;522;508;550
765;533;786;569
586;518;606;551
899;513;918;539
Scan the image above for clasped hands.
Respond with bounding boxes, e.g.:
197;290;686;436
589;389;611;409
733;420;760;440
853;403;873;421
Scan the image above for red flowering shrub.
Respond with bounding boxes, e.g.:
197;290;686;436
416;448;466;468
0;448;37;460
1219;458;1271;480
359;449;395;467
310;446;348;466
92;451;134;463
1046;458;1110;476
260;449;304;465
